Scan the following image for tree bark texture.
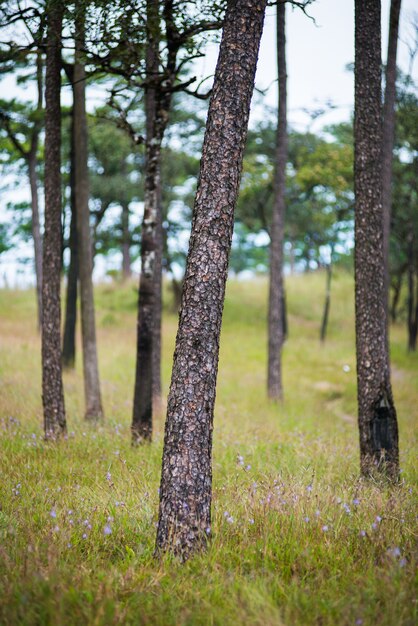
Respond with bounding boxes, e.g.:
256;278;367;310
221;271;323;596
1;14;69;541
62;116;78;369
132;0;165;443
41;0;66;438
354;0;399;479
121;202;131;279
268;1;287;400
73;2;103;420
382;0;402;316
155;0;267;559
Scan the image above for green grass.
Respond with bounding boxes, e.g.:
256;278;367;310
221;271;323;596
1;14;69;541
0;270;417;625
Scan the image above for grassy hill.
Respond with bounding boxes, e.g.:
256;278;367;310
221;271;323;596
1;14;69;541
0;271;416;625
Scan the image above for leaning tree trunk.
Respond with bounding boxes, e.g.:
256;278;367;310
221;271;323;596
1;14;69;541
42;0;66;438
132;0;164;443
62;115;78;369
155;0;267;560
382;0;402;318
267;0;287;400
28;152;43;331
73;1;103;419
354;0;399;479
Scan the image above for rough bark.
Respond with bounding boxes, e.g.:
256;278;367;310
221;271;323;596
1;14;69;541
382;0;402;317
267;1;287;400
62;114;78;369
155;0;267;559
132;0;165;443
354;0;399;479
121;202;131;279
73;1;103;420
42;0;66;438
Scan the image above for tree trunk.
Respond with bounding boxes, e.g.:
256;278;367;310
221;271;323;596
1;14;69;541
73;1;103;420
354;0;399;479
390;269;403;323
155;0;267;559
382;0;402;318
28;153;43;331
152;176;163;408
42;0;66;438
412;275;418;351
132;0;164;443
121;202;131;280
320;260;332;343
289;240;295;274
62;115;78;369
407;233;417;351
267;1;287;400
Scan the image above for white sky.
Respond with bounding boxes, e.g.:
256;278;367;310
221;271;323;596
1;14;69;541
257;0;418;129
1;0;417;285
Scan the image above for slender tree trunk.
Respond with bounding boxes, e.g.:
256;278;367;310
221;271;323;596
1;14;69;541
268;1;287;400
28;153;43;331
73;1;103;420
354;0;399;479
42;0;66;438
62;115;78;369
155;0;267;559
121;202;131;279
390;269;403;323
320;260;332;343
407;233;417;351
289;239;295;274
132;0;164;443
413;274;418;350
382;0;402;317
152;176;163;408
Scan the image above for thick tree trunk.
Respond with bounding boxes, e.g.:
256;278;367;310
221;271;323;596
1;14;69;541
268;1;287;400
42;0;66;438
62;119;78;369
354;0;399;479
28;153;43;331
132;0;164;443
320;261;332;343
73;2;103;420
121;202;131;279
382;0;402;317
155;0;267;559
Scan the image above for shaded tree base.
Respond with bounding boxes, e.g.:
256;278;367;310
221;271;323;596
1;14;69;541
360;453;400;483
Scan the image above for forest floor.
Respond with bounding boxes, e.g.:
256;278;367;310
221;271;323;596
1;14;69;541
0;271;417;626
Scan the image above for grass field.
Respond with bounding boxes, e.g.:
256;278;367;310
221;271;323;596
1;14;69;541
0;271;417;625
